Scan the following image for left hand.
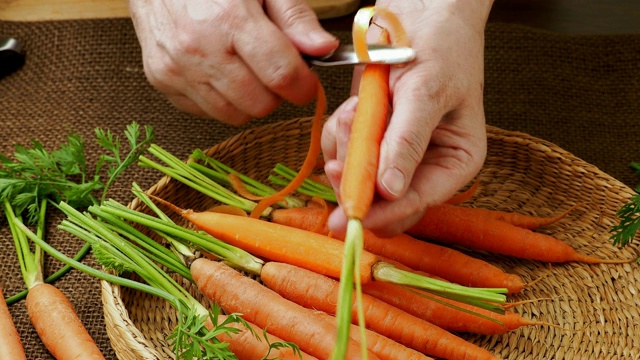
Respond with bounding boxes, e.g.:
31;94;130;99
321;0;492;236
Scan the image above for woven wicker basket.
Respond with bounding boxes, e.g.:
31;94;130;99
102;117;640;360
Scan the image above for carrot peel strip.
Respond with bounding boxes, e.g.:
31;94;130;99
249;81;326;218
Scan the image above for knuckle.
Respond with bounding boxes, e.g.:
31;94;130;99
391;131;427;168
279;2;315;27
264;61;299;92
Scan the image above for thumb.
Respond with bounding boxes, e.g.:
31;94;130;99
265;0;339;56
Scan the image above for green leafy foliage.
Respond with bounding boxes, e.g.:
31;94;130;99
0;122;154;223
610;162;640;247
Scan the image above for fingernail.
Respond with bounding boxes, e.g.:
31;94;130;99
309;29;337;45
381;168;405;198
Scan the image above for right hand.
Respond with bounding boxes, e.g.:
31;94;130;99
129;0;339;125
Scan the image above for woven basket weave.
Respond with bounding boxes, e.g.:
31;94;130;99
102;117;640;360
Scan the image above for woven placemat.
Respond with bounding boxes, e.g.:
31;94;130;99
0;17;639;359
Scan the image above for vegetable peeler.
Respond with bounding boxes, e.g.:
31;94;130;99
305;44;415;67
0;37;26;79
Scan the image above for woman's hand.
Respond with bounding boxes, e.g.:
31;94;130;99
322;0;493;236
129;0;339;125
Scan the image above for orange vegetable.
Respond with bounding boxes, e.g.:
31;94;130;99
460;204;577;230
161;200;379;283
191;258;376;360
408;203;629;263
206;314;317;360
339;33;390;221
26;283;105;360
362;281;555;335
270;206;525;293
0;285;27;360
260;262;501;360
311;311;433;360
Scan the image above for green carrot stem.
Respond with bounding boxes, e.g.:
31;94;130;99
5;242;92;305
12;218;178;305
332;218;361;360
99;200;263;275
373;262;507;308
131;182;195;259
4;200;42;288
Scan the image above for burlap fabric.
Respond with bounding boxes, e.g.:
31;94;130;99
0;18;638;359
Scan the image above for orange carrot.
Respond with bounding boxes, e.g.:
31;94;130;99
311;310;433;360
446;178;480;205
408;203;630;263
270;206;526;293
0;285;27;360
339;36;390;221
249;81;327;219
26;283;105;360
206;314;318;360
162;201;379;283
459;204;577;229
260;262;501;360
362;281;555;335
191;258;376;360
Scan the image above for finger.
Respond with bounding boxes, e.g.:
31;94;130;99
377;80;444;200
321;96;357;162
183;81;253;125
234;3;323;106
265;0;339;56
166;93;210;119
350;65;364;96
204;57;284;120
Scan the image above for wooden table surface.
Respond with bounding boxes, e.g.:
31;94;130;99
1;0;639;35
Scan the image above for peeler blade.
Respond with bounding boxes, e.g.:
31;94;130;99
305;44;416;67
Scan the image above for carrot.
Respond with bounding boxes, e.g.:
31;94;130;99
311;310;433;360
339;35;390;221
190;257;376;360
270;206;526;294
408;203;631;263
460;204;578;229
206;314;318;360
0;285;27;360
26;282;105;360
260;262;501;360
180;206;379;282
361;281;556;335
249;81;327;219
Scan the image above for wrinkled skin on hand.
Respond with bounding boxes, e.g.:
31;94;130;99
129;0;338;125
321;0;493;236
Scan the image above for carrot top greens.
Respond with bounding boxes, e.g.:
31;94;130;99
610;162;640;248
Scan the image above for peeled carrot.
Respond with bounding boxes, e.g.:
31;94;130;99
339;36;390;221
206;314;317;360
260;262;501;360
0;285;27;360
362;281;555;335
26;283;105;360
191;258;376;360
270;206;525;293
408;203;629;263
